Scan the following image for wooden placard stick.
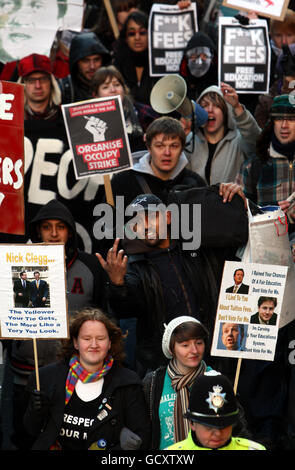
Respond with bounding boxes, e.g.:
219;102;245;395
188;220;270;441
104;174;115;207
33;338;40;391
233;357;242;395
103;0;120;39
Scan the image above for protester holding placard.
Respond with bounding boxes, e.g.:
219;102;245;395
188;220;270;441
185;82;261;185
113;10;158;105
23;308;151;450
4;199;106;449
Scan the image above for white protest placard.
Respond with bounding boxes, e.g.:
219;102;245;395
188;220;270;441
0;1;84;64
148;3;198;76
62;96;133;180
222;0;289;21
0;244;68;340
211;261;288;361
218;17;270;94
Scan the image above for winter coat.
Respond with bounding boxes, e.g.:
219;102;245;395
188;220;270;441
185;85;261;185
23;360;151;450
106;241;232;376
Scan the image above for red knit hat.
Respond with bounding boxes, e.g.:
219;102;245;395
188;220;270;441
18;53;52;78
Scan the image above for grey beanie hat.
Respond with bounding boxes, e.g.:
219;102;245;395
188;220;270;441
162;316;202;359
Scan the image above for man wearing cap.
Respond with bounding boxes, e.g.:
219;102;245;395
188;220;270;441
237;94;295;210
97;193;236;377
17;53;62;120
166;374;265;450
58;31;111;104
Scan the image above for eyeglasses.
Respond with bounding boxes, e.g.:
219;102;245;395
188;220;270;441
24;76;50;85
273;116;295;121
126;29;147;38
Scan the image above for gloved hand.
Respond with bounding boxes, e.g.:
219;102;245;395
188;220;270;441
32;389;50;413
120;427;142;450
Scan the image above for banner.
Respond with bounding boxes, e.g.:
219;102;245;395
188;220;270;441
222;0;289;21
148;3;198;77
62;97;133;179
211;261;288;361
0;1;83;63
0;80;24;235
218;17;270;94
0;244;68;340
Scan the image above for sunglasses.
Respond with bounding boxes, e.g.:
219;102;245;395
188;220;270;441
126;29;147;37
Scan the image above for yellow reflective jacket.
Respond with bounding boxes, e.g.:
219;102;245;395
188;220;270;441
166;431;266;450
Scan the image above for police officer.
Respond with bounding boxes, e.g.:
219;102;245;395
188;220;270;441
166;374;266;450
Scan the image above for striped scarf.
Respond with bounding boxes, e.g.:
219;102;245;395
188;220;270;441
167;358;206;443
65;354;114;405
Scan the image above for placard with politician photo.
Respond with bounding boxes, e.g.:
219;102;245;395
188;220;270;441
211;260;288;361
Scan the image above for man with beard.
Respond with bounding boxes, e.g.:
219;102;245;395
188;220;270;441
59;31;111;104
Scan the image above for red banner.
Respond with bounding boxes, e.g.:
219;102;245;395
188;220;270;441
0;81;24;235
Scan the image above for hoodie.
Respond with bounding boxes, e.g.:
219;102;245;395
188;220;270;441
59;32;111;104
185;85;261;185
9;200;105;383
179;32;218;100
110;149;206;209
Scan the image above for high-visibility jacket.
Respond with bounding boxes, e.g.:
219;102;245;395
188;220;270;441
166;431;266;450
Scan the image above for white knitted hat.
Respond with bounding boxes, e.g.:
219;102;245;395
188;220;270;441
162;316;203;359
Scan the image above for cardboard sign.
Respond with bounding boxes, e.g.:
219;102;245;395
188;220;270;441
0;244;68;340
222;0;289;21
0;81;25;235
0;1;83;63
62;97;133;179
148;3;198;76
218;17;270;94
211;261;288;361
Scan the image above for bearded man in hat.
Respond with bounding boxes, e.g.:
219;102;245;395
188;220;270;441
17;53;62;121
166;373;265;450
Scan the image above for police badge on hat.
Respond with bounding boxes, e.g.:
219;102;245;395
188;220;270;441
206;384;227;414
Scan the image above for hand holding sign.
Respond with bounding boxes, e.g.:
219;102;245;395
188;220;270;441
220;82;244;117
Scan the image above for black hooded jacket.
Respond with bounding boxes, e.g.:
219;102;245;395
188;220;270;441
179;32;218;100
106;239;228;377
59;32;111;104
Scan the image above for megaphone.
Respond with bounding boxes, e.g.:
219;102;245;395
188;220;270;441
150;74;208;127
150;74;193;117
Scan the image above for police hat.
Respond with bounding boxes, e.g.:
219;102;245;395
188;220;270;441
184;374;239;429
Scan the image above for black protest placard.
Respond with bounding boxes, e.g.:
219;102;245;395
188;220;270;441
62;97;133;179
218;17;270;94
148;3;197;77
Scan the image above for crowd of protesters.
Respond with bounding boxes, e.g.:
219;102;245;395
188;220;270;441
1;0;295;452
